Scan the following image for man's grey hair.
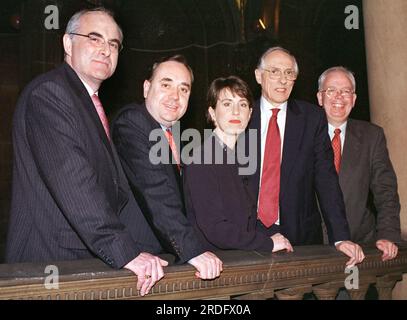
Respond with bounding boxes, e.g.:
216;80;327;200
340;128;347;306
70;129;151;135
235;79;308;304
257;46;299;75
65;7;123;41
318;66;356;91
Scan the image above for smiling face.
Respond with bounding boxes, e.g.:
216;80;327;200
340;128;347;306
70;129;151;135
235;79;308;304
208;88;252;136
63;12;121;92
143;61;192;127
317;70;357;127
255;50;296;106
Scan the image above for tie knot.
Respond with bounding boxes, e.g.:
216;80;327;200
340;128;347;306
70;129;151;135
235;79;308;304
271;108;280;118
334;128;341;135
165;128;173;137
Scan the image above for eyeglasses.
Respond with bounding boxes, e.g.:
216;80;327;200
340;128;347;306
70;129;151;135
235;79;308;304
320;87;354;98
262;67;297;81
69;32;123;53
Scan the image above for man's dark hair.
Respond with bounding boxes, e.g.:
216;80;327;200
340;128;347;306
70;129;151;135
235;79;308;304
148;54;194;83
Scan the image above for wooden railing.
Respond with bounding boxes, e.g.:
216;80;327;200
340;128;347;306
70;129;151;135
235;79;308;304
0;243;406;300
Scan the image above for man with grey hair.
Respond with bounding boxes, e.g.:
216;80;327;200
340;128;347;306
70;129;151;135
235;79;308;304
247;47;365;267
317;66;401;261
6;7;167;296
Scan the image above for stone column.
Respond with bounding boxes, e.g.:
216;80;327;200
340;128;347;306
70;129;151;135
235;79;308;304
363;0;407;299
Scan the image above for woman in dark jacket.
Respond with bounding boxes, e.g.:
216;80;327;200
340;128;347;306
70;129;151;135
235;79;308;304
183;76;293;253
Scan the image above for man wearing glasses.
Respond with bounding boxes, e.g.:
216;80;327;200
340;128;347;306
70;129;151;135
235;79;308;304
317;66;401;261
247;47;364;267
6;7;167;296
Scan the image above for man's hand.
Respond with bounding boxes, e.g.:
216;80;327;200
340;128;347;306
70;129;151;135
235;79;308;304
376;239;398;261
188;251;223;280
124;252;168;296
335;241;365;267
271;233;294;253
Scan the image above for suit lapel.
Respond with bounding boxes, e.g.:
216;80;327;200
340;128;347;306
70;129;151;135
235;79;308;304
247;100;261;198
141;105;182;190
62;63;126;208
339;119;361;188
63;63;114;161
247;99;305;201
280;100;305;201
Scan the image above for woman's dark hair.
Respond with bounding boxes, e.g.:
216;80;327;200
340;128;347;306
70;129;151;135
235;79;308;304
206;76;254;124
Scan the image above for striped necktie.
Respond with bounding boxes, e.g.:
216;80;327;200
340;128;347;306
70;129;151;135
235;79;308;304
91;94;110;140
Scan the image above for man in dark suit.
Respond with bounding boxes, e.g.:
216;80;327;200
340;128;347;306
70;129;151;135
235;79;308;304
183;75;293;254
317;66;401;261
6;7;167;296
112;55;223;280
248;47;364;266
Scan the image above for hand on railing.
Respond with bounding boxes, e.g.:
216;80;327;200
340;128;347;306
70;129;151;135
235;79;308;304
376;239;398;261
188;251;223;280
335;241;365;267
124;252;168;296
271;233;294;253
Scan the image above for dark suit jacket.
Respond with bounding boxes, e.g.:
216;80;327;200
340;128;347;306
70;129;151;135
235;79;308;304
112;103;204;263
6;63;156;268
183;134;275;252
339;119;401;243
247;99;350;245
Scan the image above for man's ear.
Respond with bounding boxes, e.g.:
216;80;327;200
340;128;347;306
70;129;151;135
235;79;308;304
316;91;323;107
254;69;262;85
143;80;151;98
62;34;72;57
351;93;357;109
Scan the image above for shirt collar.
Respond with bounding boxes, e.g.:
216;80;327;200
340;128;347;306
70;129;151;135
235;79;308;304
160;124;170;132
79;77;97;97
328;121;347;136
260;96;287;114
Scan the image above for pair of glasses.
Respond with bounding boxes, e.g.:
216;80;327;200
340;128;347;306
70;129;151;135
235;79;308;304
262;67;297;81
320;87;354;98
69;32;123;53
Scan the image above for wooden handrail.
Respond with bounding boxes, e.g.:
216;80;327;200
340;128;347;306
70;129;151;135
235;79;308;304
0;243;406;300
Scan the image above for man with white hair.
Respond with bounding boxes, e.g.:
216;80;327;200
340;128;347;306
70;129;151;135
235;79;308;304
247;47;365;267
317;66;401;261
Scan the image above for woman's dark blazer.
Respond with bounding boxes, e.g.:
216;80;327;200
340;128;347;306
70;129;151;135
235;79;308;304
183;134;275;252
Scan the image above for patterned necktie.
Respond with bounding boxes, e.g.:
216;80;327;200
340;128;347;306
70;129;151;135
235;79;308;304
332;128;342;174
91;94;110;140
258;108;281;228
165;128;181;171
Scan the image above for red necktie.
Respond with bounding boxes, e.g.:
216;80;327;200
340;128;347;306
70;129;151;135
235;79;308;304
258;108;281;228
332;128;341;174
91;94;110;140
164;128;181;171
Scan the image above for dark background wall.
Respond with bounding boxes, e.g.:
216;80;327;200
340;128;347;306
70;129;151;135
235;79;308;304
0;0;368;261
